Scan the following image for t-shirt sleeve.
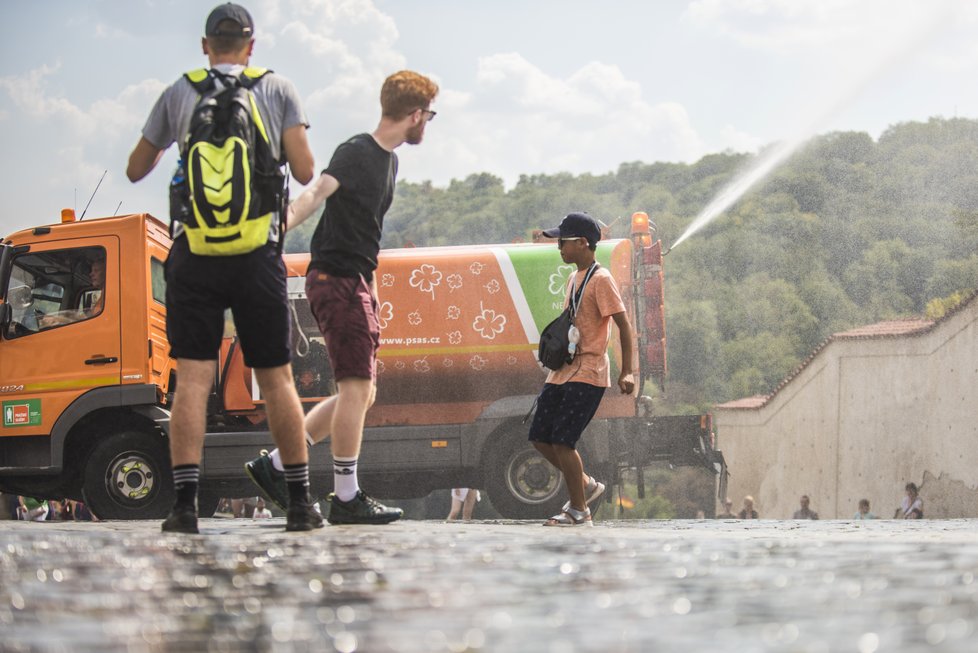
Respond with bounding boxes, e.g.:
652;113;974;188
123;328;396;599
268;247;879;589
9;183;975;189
275;76;309;131
324;140;360;191
141;85;178;150
594;271;626;317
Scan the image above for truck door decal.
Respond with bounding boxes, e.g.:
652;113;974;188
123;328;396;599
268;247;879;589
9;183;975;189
2;399;41;427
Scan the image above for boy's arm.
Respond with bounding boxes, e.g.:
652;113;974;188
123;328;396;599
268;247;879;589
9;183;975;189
287;172;340;231
611;311;635;394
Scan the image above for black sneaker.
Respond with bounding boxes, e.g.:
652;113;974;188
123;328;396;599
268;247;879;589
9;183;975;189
245;451;289;512
286;500;325;532
327;491;404;525
161;504;198;534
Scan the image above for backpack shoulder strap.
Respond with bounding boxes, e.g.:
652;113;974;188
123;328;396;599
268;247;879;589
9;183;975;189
183;68;215;94
238;67;272;89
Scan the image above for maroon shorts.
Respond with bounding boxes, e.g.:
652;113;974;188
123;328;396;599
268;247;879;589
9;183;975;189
305;271;379;382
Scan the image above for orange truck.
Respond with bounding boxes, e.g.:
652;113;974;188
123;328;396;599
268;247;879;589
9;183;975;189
0;210;724;519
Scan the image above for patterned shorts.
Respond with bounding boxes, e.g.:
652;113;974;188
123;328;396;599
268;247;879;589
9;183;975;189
528;382;606;449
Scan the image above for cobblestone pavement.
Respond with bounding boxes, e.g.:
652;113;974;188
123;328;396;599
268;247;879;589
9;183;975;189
2;518;978;653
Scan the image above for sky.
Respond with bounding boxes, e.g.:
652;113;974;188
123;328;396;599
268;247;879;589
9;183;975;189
0;0;975;237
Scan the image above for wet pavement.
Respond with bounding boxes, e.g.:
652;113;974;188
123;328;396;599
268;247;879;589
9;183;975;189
2;518;978;653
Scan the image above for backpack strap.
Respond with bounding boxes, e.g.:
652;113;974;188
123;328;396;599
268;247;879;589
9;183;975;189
239;66;271;88
183;68;215;93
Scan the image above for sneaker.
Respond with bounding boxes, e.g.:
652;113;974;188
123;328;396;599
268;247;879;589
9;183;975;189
161;504;198;534
286;499;325;532
327;491;403;525
562;476;606;513
245;451;289;512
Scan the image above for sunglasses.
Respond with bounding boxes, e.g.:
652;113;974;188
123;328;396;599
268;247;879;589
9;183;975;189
558;237;583;247
420;108;437;122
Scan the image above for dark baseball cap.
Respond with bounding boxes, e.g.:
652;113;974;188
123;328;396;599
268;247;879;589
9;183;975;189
541;212;602;246
205;3;254;37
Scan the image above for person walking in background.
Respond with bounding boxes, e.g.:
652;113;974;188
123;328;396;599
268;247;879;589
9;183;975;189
246;70;439;525
854;499;877;519
446;488;481;521
792;495;819;519
126;3;320;534
528;212;635;527
896;482;924;519
739;495;759;519
716;497;736;519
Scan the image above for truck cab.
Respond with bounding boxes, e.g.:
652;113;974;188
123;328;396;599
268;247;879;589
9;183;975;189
0;212;174;518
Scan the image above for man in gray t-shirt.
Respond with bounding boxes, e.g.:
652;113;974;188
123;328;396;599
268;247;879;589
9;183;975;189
126;3;320;535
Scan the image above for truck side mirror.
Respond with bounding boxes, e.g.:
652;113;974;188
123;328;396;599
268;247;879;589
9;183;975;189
0;302;10;329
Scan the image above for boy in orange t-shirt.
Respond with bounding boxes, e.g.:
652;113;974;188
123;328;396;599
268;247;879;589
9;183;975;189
529;213;635;526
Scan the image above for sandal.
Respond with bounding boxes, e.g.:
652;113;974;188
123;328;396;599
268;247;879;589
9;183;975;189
561;476;606;513
544;506;592;527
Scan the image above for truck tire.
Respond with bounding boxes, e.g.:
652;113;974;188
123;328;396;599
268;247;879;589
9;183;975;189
81;429;174;520
484;426;566;520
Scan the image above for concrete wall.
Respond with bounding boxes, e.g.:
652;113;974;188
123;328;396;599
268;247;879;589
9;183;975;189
714;295;978;519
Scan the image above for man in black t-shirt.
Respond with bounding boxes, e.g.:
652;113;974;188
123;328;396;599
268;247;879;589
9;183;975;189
247;70;438;524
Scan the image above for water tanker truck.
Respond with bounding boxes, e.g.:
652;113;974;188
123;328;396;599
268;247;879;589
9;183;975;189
0;210;724;519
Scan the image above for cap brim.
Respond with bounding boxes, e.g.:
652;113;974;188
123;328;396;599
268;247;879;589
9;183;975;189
541;227;561;238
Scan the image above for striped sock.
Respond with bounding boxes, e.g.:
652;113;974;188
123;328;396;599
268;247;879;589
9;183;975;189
333;456;359;502
172;464;199;509
282;463;311;504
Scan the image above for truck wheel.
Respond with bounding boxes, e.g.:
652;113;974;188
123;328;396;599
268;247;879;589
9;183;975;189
485;427;566;520
82;430;174;520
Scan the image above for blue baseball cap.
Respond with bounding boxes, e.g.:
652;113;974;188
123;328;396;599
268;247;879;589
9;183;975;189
541;212;602;246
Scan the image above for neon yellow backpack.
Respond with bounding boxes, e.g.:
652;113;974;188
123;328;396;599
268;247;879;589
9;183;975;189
170;67;286;256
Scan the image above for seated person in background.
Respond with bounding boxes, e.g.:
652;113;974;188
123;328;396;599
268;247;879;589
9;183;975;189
792;494;819;520
295;369;321;398
39;258;105;328
896;482;924;519
854;498;877;519
738;495;759;519
252;498;273;519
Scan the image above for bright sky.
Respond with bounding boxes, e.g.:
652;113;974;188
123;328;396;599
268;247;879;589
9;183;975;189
0;0;973;237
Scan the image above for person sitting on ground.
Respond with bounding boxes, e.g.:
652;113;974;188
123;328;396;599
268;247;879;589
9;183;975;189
854;498;877;520
738;495;759;519
895;482;924;519
17;496;49;521
252;497;272;519
792;495;819;519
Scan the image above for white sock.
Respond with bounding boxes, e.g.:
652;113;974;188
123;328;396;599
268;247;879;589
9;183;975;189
333;456;359;502
269;448;284;472
269;434;317;472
